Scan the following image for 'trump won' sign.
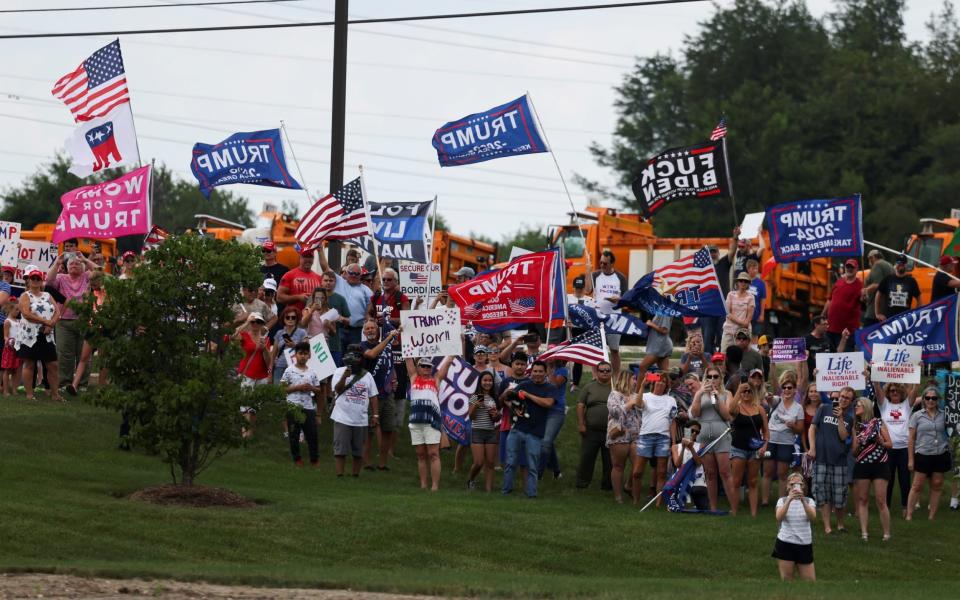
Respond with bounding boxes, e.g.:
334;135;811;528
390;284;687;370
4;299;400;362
432;94;548;166
767;195;863;263
631;140;729;217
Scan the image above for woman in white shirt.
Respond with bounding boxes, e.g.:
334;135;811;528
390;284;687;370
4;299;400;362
873;380;916;516
772;471;817;581
632;372;677;508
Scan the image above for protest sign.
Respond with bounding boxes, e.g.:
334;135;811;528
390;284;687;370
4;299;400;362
630;140;729;217
855;294;959;362
815;352;865;391
432;94;548;166
870;343;922;384
283;333;337;382
437;357;479;446
190;128;301;198
508;246;532;261
399;261;442;304
449;250;556;326
350;201;432;263
0;220;21;269
771;338;806;362
739;212;765;240
15;240;58;286
944;372;960;438
53;165;152;243
401;308;462;358
766;195;863;263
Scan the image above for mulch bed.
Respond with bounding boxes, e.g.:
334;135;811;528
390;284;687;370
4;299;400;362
129;484;257;508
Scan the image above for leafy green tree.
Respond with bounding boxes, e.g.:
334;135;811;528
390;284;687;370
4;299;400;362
580;0;960;251
76;234;283;486
0;155;253;232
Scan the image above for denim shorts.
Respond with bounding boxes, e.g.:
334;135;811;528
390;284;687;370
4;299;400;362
636;433;671;458
730;446;758;461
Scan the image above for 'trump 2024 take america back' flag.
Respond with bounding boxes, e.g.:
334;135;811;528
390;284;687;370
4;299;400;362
631;140;729;218
431;94;548;166
766;195;863;263
618;247;727;318
190;128;301;198
448;250;555;326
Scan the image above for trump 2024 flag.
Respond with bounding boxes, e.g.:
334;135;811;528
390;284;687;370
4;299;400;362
631;140;729;218
63;104;140;177
432;94;548;166
766;195;863;263
190;128;301;198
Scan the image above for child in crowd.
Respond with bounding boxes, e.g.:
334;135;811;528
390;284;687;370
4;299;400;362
1;300;21;395
772;470;816;581
280;341;323;467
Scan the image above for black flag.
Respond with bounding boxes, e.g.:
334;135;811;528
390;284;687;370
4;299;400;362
631;140;730;218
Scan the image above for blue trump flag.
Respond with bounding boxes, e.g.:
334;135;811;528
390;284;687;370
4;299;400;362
432;94;549;166
766;195;863;263
190;128;301;198
617;248;727;318
350;200;432;264
568;304;648;337
855;294;960;362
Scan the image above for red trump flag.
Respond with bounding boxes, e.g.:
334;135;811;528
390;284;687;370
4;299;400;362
448;251;556;326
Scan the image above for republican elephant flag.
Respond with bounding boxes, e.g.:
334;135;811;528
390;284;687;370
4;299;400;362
63;103;140;177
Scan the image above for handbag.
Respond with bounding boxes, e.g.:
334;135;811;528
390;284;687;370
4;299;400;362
747;410;765;450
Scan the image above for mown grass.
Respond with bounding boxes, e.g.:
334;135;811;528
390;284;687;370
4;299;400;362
0;392;957;598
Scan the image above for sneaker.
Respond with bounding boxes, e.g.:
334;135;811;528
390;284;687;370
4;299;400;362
554;471;563;481
294;458;304;467
467;479;477;490
16;385;24;394
299;432;305;443
951;497;959;511
282;431;289;439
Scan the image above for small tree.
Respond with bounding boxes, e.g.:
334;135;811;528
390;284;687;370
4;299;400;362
78;234;283;485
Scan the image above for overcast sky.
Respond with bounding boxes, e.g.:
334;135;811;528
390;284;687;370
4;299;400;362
0;0;945;239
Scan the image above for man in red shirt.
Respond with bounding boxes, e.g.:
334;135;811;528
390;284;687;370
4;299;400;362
822;259;864;349
277;248;324;313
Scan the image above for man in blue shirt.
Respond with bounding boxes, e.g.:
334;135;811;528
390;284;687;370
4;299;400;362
500;360;556;498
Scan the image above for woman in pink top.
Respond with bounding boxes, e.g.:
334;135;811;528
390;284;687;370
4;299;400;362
721;272;755;352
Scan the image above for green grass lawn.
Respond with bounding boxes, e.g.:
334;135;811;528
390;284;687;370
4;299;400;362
1;391;957;599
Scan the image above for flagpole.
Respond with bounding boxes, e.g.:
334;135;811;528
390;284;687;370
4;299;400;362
559;244;572;342
864;240;960;281
147;158;155;232
117;39;144;170
526;91;593;271
358;165;384;291
280;120;315;210
640;427;731;512
429;194;439;260
546;248;556;346
720;134;738;226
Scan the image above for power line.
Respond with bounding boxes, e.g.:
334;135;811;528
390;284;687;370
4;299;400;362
0;0;708;39
0;0;303;14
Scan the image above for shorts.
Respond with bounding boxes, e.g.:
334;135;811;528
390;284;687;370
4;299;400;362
16;336;57;364
812;463;848;507
372;394;396;433
914;452;952;475
333;422;366;457
730;446;759;461
472;428;498;445
771;539;813;565
239;376;268;414
853;461;891;481
768;442;796;464
409;422;441;446
605;333;621;351
636;433;671;458
698;420;732;454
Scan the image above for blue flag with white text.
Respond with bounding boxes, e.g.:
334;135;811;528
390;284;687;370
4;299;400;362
350;200;432;264
568;304;648;338
432;94;549;166
617;248;727;318
766;195;863;263
190;128;301;198
855;294;960;362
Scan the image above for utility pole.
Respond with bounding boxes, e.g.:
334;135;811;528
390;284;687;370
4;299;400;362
327;0;348;272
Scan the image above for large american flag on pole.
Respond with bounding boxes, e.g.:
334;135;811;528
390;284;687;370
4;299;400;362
295;177;370;247
51;40;130;123
535;326;608;367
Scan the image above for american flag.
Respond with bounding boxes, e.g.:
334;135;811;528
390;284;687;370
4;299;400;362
652;247;720;295
507;296;537;314
142;225;168;252
295;177;371;246
536;326;608;366
51;40;130;123
709;116;727;141
463;302;483;317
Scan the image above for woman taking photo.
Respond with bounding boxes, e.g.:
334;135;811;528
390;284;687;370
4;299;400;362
765;371;805;501
233;312;272;437
728;382;769;517
772;471;816;581
852;398;892;540
632;372;677;507
15;266;62;402
466;371;500;492
906;387;952;521
721;272;755;353
874;381;915;516
271;307;308;384
679;333;707;379
691;366;735;511
607;370;641;504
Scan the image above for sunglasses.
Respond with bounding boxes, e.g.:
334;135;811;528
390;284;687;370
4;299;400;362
346;271;361;276
736;336;749;341
597;369;612;374
781;384;795;390
705;374;721;380
284;316;298;321
924;396;939;401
